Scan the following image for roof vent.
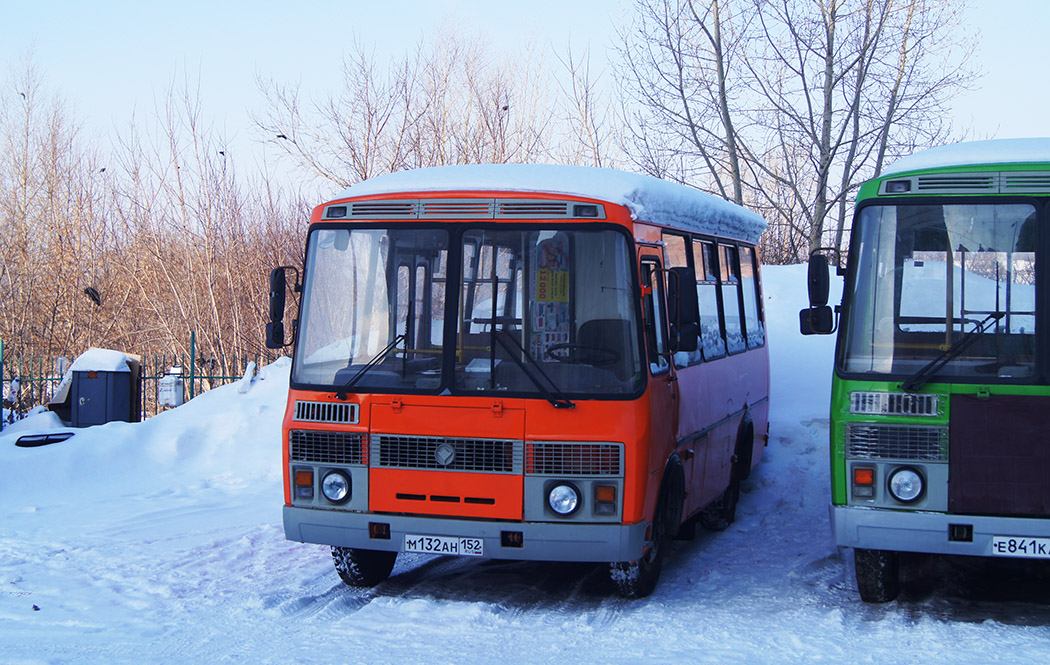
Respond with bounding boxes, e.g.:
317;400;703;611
915;173;997;193
346;200;419;218
1002;172;1050;193
322;198;607;220
420;200;495;218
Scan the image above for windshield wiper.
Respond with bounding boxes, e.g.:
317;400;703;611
901;312;1004;393
336;334;405;400
492;329;575;409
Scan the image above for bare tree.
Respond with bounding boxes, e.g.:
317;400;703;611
616;0;751;200
256;29;562;190
554;46;621;167
617;0;976;262
0;56;115;358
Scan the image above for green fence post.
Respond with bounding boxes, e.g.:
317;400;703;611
189;331;196;400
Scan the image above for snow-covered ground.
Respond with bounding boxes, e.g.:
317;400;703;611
3;264;1050;665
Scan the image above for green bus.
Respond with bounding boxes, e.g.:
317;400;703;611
801;138;1050;602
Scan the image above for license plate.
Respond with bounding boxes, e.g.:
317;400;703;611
990;536;1050;559
403;534;483;557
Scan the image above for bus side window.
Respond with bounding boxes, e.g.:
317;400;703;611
739;246;765;348
720;244;746;354
693;240;727;360
664;233;701;367
641;259;671;374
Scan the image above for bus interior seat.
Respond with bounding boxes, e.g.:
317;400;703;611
578;318;633;381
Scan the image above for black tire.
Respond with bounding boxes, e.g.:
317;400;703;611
609;534;665;599
854;548;900;603
331;547;397;587
698;476;739;531
609;463;684;598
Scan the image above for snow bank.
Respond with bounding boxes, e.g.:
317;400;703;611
338;164;768;244
0;358;290;521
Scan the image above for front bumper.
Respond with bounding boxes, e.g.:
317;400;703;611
832;505;1050;557
284;505;649;563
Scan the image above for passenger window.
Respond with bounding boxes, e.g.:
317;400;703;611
740;246;765;348
664;233;700;367
663;233;689;268
720;244;746;354
641;259;670;374
693;241;726;360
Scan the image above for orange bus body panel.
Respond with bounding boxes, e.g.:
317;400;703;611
370;469;524;519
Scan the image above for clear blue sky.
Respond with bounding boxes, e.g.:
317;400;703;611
1;0;1045;169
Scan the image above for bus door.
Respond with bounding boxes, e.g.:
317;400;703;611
640;254;679;480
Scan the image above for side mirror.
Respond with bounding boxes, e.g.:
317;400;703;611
269;268;287;321
266;266;299;349
265;320;286;348
667;266;700;353
799;305;835;335
807;254;830;307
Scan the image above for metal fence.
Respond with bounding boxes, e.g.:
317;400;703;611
1;333;278;427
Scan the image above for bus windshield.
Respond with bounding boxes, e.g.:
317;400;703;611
841;202;1038;381
292;225;644;396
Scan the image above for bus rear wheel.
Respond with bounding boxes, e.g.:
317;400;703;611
331;547;397;587
854;548;899;603
698;478;739;531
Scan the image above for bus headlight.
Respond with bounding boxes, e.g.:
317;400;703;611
548;483;580;516
888;467;924;503
321;471;351;504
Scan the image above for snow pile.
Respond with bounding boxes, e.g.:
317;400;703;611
67;348;135;373
0;359;289;521
340;164;768;244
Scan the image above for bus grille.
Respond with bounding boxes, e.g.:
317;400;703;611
845;424;947;461
293;400;359;424
371;434;523;474
289;430;367;465
525;442;624;476
849;391;939;417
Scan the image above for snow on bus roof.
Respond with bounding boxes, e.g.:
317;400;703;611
337;164;767;244
883;137;1050;176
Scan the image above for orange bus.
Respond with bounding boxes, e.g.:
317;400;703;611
266;165;770;597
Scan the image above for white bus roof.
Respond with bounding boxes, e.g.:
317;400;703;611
336;164;767;244
883;138;1050;176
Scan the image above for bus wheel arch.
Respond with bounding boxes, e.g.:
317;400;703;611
699;422;752;532
609;456;685;598
735;415;756;482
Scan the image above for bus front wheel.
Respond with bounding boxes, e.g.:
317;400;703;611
331;547;397;587
854;548;899;603
609;537;664;599
609;463;683;598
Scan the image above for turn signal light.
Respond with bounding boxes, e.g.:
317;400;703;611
852;467;875;498
594;484;617;516
853;468;874;485
294;467;314;500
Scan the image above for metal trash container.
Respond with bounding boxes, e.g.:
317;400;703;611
157;367;186;408
64;349;142;427
71;370;134;427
